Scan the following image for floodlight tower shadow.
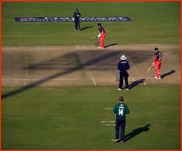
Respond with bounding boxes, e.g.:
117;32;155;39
1;51;121;99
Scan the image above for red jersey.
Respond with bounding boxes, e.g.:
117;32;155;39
154;51;162;62
98;26;105;34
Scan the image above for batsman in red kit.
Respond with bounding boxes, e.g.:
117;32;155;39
97;23;106;49
152;47;162;79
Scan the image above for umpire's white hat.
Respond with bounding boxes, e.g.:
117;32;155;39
120;55;127;60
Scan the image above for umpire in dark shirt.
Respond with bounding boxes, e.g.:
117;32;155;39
73;8;81;31
117;55;130;90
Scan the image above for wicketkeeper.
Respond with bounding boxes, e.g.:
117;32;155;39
73;8;81;31
152;47;162;79
97;23;106;49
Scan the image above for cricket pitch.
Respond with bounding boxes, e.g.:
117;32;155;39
1;44;181;87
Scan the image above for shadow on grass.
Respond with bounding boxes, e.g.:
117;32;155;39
129;79;145;89
124;124;151;142
80;26;93;31
161;70;175;79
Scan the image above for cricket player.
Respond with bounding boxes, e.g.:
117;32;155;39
152;47;162;79
73;8;81;31
117;55;130;90
97;23;106;49
113;96;129;143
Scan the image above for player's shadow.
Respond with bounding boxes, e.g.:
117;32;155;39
129;79;145;89
104;43;118;48
80;26;93;31
161;70;175;79
124;124;151;142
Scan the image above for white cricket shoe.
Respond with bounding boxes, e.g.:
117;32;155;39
126;88;129;90
115;139;120;143
118;88;122;90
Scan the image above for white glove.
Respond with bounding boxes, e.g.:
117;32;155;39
98;34;101;38
152;62;155;66
77;15;79;17
72;18;74;21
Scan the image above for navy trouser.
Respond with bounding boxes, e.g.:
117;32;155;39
75;19;80;30
119;71;129;89
115;117;126;141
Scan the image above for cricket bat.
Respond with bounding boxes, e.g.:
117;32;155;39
91;36;98;40
147;66;153;73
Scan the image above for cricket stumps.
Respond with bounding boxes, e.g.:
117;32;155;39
116;68;120;81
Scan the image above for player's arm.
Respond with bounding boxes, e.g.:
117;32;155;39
153;56;157;62
101;29;104;34
126;62;130;70
98;29;104;37
113;106;117;114
78;12;81;17
98;30;101;37
152;56;157;66
117;62;121;70
100;29;104;35
125;106;129;114
73;12;75;17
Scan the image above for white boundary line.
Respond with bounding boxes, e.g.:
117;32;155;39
101;121;115;123
102;124;115;126
104;108;113;110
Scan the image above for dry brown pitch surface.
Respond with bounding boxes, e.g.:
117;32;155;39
1;44;181;87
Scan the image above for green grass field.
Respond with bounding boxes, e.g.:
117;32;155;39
1;1;181;150
1;1;181;46
1;85;181;150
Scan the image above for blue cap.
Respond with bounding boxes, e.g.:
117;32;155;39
98;23;101;26
154;47;159;51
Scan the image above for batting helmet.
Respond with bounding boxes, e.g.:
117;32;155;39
154;47;159;51
98;23;101;26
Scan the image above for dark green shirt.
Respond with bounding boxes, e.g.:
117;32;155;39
73;11;81;19
113;103;129;117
